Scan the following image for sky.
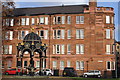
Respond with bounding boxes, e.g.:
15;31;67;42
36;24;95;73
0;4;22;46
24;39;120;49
14;1;120;41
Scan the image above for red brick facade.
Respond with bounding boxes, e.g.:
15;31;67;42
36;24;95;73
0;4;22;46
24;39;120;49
2;0;115;77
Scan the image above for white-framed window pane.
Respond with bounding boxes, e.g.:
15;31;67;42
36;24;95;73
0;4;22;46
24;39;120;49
107;61;111;70
7;60;12;68
62;16;65;24
53;17;56;24
53;45;55;54
80;29;84;39
76;61;80;70
10;19;14;26
21;31;25;40
61;30;65;39
76;44;79;54
106;16;110;24
76;16;79;24
44;30;48;39
80;16;84;24
67;44;71;54
9;31;13;40
57;16;61;24
67;30;71;39
39;30;44;39
56;45;60;54
80;61;84;70
67;16;71;24
61;45;65;54
80;44;84;54
106;29;110;39
111;62;115;70
53;61;57;69
36;61;40;68
6;19;9;26
57;30;61;39
53;30;56;39
60;61;64;70
45;17;48;25
76;29;79;39
42;59;45;69
40;17;44;24
31;18;35;25
67;61;71;67
5;31;9;40
21;18;25;25
9;45;12;54
26;18;29;25
4;45;9;54
106;45;111;54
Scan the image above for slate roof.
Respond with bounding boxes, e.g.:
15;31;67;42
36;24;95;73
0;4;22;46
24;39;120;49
24;32;41;41
13;5;89;16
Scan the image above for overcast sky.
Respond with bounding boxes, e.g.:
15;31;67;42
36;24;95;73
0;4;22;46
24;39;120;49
14;1;120;41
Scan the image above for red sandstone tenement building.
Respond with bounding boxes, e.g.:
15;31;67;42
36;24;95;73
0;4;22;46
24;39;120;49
2;0;115;76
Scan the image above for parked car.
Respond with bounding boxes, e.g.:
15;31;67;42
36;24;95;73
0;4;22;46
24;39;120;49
62;67;77;77
35;69;54;76
4;68;21;75
83;70;102;78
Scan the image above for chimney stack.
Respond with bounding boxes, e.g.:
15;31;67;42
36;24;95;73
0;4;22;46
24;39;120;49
89;0;97;13
89;0;97;7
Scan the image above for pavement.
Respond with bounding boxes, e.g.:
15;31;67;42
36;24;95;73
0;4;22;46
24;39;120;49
2;75;74;80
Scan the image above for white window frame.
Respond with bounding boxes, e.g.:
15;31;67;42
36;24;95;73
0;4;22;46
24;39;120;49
56;44;60;54
67;16;71;24
44;30;48;39
67;44;71;54
76;44;84;54
67;60;71;67
9;45;12;54
106;29;110;39
61;45;65;54
40;17;44;24
106;44;111;54
106;61;111;70
21;18;25;25
76;29;84;39
9;31;13;40
26;18;29;25
76;61;80;70
31;18;35;25
80;61;84;70
45;17;48;25
67;30;71;39
106;16;110;24
60;61;64;70
36;61;40;68
10;19;14;26
53;61;57;69
62;16;65;24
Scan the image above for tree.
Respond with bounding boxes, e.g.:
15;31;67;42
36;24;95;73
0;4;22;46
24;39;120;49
2;1;15;17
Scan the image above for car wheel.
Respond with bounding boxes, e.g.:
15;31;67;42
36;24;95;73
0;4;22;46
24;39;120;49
84;74;87;78
5;72;9;75
98;75;101;78
48;73;52;76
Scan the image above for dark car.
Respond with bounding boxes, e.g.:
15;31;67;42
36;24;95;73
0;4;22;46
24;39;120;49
62;67;77;77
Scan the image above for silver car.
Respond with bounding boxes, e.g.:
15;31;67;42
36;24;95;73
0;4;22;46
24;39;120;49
83;70;102;78
35;69;54;76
